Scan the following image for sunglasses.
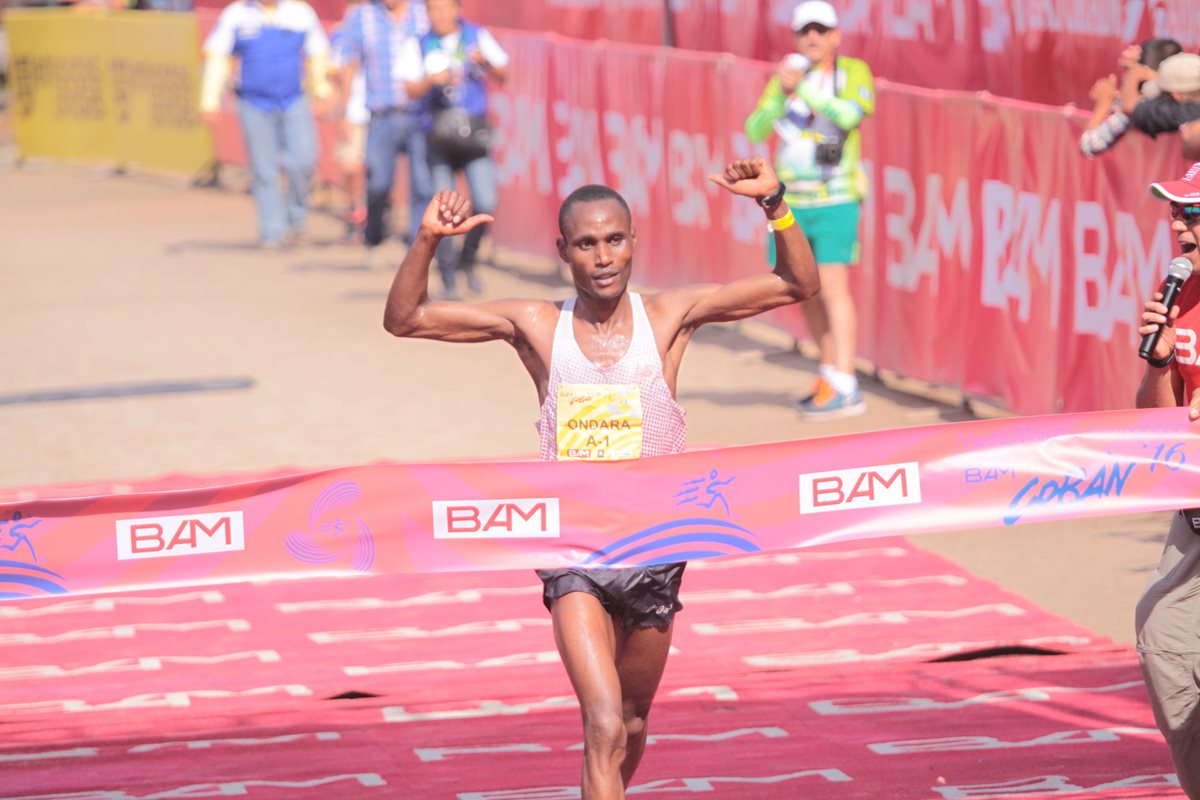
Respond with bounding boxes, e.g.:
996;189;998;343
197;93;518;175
794;23;832;36
1171;204;1200;225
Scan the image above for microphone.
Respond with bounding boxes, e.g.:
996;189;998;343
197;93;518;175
1139;256;1195;360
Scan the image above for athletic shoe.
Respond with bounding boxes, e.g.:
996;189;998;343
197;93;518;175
797;377;828;406
794;381;866;419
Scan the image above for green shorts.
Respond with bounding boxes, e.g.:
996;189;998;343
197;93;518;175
768;201;861;266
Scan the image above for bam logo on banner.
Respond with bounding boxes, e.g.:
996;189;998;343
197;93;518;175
432;499;560;539
116;512;246;560
799;463;922;514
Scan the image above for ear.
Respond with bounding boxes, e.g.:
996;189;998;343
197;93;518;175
556;236;568;263
630;226;637;250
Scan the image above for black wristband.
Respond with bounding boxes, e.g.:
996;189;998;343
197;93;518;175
1147;349;1177;369
757;182;785;210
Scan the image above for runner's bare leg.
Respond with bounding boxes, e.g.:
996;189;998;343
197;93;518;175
551;593;673;799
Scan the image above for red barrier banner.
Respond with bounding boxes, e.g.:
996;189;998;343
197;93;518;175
2;408;1198;600
460;0;1200;107
486;31;1184;415
190;0;1200;104
462;0;664;47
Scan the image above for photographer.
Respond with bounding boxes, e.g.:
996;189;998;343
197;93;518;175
745;0;874;419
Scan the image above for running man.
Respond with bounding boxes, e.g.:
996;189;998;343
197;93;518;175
382;156;819;799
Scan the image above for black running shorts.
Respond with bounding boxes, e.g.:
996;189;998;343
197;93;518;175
535;562;686;630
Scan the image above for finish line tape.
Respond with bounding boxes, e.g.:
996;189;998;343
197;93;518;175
2;407;1197;599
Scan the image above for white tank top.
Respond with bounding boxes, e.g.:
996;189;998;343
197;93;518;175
537;293;687;461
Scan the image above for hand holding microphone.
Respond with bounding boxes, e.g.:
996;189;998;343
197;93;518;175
1138;255;1194;362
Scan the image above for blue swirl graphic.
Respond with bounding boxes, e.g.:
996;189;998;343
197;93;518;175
0;559;69;598
285;481;376;572
579;517;760;567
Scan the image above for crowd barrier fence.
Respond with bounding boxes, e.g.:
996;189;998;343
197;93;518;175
10;10;1185;417
450;0;1200;107
198;0;1200;107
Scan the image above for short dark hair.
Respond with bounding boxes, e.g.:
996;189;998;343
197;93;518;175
1141;38;1183;71
558;185;631;238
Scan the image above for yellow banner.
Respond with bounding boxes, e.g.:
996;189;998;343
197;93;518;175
8;8;213;173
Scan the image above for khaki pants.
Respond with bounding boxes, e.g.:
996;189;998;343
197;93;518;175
1137;510;1200;798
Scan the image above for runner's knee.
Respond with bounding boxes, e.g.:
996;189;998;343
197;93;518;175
583;709;627;756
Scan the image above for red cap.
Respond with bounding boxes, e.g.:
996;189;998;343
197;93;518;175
1150;161;1200;203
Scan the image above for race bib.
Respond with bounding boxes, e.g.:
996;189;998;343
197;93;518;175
556;384;643;461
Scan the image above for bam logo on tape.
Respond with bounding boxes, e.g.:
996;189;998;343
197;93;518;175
799;463;921;514
432;499;560;539
116;512;246;560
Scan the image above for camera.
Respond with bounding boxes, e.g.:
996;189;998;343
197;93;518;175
815;135;844;165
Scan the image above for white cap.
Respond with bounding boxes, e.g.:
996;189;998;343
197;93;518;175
1157;53;1200;94
792;0;838;30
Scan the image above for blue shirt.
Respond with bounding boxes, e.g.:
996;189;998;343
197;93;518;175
334;0;428;113
204;0;330;112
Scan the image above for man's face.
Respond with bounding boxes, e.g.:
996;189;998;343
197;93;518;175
793;23;841;65
427;0;459;36
1171;202;1200;266
557;200;635;302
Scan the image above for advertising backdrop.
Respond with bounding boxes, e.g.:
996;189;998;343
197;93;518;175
457;0;1200;107
7;9;214;174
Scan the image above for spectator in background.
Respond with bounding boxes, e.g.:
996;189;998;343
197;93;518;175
329;0;370;238
334;0;431;267
745;0;873;419
1116;40;1181;116
401;0;507;299
1080;37;1181;157
1126;52;1200;140
200;0;331;249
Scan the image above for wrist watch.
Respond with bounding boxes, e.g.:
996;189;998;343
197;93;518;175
757;182;786;210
